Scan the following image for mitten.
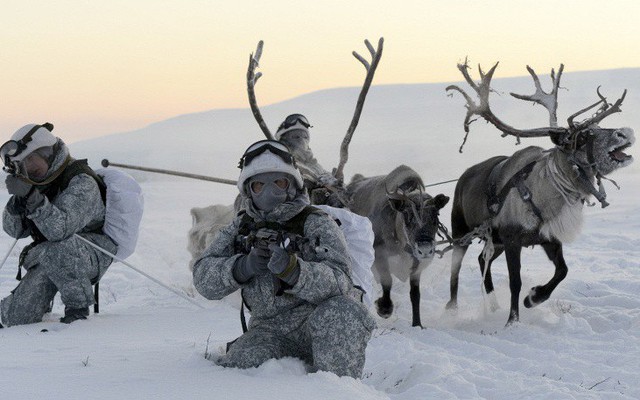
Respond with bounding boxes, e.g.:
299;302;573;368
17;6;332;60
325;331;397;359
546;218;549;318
267;244;300;285
25;189;45;213
5;175;33;198
232;246;270;283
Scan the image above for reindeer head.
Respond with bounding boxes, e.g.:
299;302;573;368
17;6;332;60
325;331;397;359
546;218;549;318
556;125;635;177
385;169;450;260
447;61;634;204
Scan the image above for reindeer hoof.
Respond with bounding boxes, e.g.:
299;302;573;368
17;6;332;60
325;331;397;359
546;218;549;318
445;300;458;310
524;286;549;308
505;312;519;327
375;298;393;318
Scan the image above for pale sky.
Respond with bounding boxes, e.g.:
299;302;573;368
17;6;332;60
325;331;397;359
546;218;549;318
2;0;639;142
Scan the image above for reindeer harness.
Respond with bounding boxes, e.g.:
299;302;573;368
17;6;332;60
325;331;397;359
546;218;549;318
487;159;544;221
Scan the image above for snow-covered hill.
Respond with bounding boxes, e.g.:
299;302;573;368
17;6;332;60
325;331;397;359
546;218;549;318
1;68;639;399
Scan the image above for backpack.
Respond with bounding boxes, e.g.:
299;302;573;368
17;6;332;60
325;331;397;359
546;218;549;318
314;205;375;307
95;168;144;260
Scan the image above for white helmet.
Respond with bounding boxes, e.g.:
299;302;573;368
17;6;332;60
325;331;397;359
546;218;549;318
1;123;57;164
237;140;304;196
275;114;312;140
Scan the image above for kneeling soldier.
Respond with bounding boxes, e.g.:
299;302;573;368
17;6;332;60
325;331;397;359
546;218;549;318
193;139;375;378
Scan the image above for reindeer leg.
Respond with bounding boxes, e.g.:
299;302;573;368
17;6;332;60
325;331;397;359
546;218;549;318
524;241;568;308
373;260;394;318
409;261;423;328
446;244;468;310
504;243;523;326
478;244;504;312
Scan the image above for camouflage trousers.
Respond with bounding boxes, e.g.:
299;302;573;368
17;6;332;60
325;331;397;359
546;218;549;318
0;234;115;327
219;295;376;379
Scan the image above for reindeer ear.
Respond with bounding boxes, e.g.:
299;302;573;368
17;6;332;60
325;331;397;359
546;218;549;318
431;194;450;209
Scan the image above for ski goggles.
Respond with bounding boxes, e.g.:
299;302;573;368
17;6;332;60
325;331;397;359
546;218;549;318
277;114;312;132
250;176;291;194
0;124;47;172
238;140;297;169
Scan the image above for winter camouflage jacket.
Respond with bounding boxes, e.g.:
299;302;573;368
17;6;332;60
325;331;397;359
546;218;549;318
3;142;113;258
193;196;357;331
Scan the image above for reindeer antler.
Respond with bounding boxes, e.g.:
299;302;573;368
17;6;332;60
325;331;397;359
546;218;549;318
567;87;627;132
510;64;564;127
247;40;274;140
334;37;384;182
446;59;567;152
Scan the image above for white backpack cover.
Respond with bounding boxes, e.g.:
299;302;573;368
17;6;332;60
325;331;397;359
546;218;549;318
315;205;375;306
96;168;144;259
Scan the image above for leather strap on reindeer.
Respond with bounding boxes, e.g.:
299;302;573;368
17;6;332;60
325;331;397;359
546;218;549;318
487;159;543;221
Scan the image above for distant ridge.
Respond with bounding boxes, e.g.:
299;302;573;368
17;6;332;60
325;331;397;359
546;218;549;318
71;68;639;184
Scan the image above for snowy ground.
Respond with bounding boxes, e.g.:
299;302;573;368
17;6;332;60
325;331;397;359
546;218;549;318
1;70;639;399
1;173;638;400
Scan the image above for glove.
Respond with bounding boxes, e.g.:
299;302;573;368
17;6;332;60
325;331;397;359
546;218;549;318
25;189;45;213
232;246;270;283
19;243;42;270
267;244;300;285
5;175;33;198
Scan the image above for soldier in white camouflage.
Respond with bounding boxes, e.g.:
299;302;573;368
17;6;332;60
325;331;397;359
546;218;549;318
0;123;116;327
275;114;347;207
193;139;375;378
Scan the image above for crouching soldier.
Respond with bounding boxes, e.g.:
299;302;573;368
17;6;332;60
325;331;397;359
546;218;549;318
0;123;116;327
193;139;376;378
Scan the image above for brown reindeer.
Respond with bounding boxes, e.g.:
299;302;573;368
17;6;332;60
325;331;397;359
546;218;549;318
446;61;635;326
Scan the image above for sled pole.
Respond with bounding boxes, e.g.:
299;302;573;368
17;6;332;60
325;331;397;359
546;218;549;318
74;234;205;309
0;238;19;273
424;178;458;188
101;159;237;186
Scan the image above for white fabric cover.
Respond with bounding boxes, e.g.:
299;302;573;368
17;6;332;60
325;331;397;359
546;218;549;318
315;205;375;306
96;168;144;259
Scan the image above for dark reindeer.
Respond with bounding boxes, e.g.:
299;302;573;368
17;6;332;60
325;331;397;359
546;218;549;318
246;39;450;327
347;166;449;327
446;61;635;326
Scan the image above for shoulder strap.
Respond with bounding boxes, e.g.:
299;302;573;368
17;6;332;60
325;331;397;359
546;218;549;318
62;159;107;203
281;205;323;235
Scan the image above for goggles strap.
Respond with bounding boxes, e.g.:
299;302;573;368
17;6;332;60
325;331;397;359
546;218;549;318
16;155;71;186
240;144;295;169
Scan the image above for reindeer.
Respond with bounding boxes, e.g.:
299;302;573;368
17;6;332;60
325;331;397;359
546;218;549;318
445;61;635;326
347;166;449;327
246;39;450;327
